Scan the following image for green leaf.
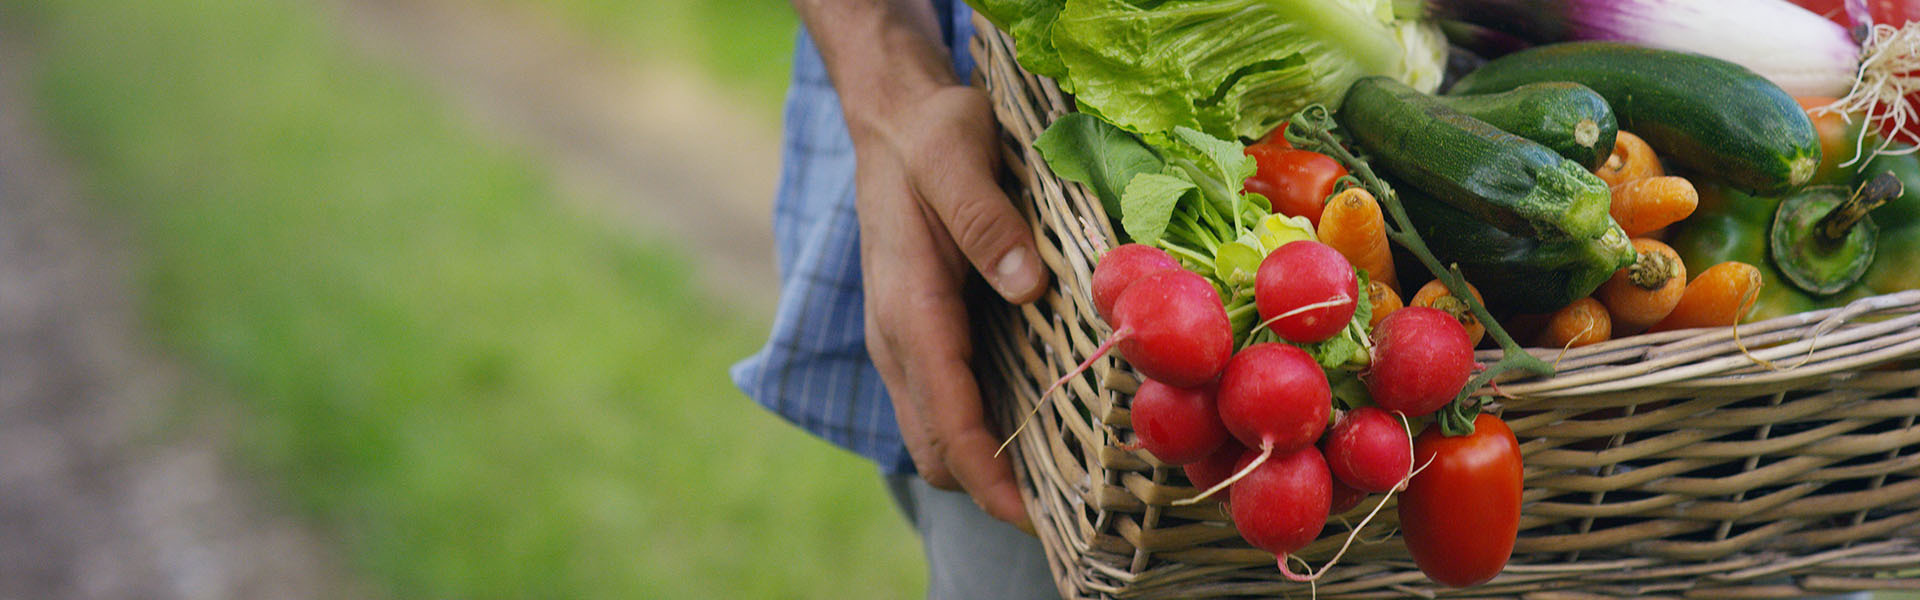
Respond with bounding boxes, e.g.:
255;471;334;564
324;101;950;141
1254;213;1316;251
1033;113;1166;216
1213;240;1263;288
1329;373;1372;411
1119;173;1196;244
1352;269;1375;334
1052;0;1438;140
1173;126;1257;185
965;0;1069;81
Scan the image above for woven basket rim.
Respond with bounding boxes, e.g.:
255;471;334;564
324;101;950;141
968;17;1920;599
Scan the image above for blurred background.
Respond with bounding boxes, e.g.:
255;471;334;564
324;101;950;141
0;0;925;598
5;2;1917;599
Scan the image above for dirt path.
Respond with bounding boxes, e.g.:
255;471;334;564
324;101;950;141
325;0;783;313
0;1;780;596
0;33;360;600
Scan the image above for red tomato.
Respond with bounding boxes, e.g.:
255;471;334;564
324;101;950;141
1242;146;1347;227
1789;1;1920;144
1398;413;1523;588
1789;0;1919;28
1871;91;1920;146
1258;121;1294;149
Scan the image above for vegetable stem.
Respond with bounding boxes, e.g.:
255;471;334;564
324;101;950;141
1820;171;1903;240
1162;242;1214;268
1287;105;1553;435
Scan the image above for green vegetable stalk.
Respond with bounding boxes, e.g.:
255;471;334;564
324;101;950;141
1861;151;1920;295
1284;106;1552;436
1033;114;1372;366
1769;174;1901;296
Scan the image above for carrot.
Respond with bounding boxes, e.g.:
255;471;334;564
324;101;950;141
1537;297;1611;349
1317;187;1397;294
1597;238;1687;335
1365;278;1402;330
1595;131;1664;188
1610;176;1698;237
1411;278;1485;347
1648;261;1764;333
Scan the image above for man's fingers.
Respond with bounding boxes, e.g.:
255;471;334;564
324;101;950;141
857;160;962;493
867;316;957;491
888;290;1030;528
910;89;1048;305
944;422;1033;529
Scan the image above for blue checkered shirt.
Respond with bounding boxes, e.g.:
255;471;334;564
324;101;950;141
730;2;978;475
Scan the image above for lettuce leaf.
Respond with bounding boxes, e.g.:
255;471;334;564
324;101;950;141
1056;0;1439;140
1032;113;1163;216
973;0;1445;141
1117;172;1194;244
967;0;1069;83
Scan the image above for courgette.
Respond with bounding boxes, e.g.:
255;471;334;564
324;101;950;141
1438;82;1617;171
1448;41;1819;195
1337;75;1614;242
1396;179;1635;314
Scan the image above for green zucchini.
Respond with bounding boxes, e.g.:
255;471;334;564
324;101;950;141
1438;82;1617;171
1448;41;1819;195
1397;180;1635;314
1337;75;1614;242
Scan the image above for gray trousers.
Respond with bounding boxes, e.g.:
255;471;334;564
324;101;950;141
886;475;1060;600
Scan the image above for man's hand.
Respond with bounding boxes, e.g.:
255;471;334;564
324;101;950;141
794;0;1050;528
855;84;1045;528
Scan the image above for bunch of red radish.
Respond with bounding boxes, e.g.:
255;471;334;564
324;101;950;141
1091;240;1488;580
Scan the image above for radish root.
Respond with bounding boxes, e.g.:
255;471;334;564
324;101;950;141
1244;294;1356;350
1726;284;1781;373
997;329;1126;457
1549;320;1599;369
1821;21;1920;166
1278;452;1437;583
1276;412;1427;584
1172;441;1273;506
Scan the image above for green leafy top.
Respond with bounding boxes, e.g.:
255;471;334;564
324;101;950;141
971;0;1445;140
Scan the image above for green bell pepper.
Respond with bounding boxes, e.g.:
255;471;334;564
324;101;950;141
1856;149;1920;295
1859;143;1920;231
1669;184;1814;322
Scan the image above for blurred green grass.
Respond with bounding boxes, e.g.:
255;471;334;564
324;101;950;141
503;0;799;119
15;0;920;597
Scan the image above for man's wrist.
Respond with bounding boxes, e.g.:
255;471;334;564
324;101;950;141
793;0;959;142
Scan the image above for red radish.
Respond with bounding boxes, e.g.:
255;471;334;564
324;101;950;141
1108;269;1235;387
1001;268;1234;454
1328;477;1366;515
1092;244;1182;321
1216;343;1332;454
1366;306;1475;418
1173;343;1331;507
1228;445;1332;556
1131;379;1228;465
1322;407;1414;493
1184;440;1247;492
1255;240;1359;343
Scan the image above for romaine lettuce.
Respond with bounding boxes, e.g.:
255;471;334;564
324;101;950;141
968;0;1444;140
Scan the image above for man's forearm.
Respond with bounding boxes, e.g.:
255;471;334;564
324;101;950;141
791;0;958;141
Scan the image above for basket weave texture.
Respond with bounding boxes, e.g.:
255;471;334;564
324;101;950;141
969;18;1920;600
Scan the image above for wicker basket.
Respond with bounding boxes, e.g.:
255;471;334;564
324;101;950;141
969;18;1920;599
